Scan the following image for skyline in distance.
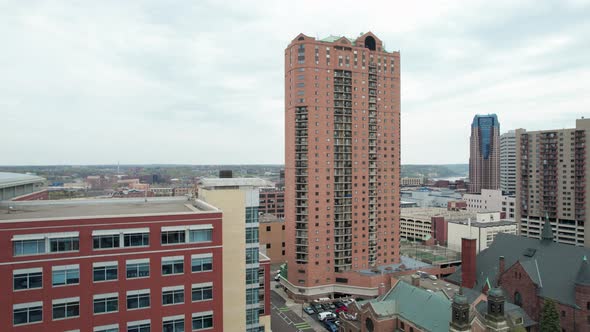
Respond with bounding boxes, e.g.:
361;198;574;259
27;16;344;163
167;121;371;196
1;1;589;165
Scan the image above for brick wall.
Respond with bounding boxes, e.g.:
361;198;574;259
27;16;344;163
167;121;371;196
499;262;541;325
12;190;49;201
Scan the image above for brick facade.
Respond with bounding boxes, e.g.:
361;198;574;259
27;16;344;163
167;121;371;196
499;261;590;331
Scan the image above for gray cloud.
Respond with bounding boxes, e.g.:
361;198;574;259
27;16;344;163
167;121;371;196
1;0;589;165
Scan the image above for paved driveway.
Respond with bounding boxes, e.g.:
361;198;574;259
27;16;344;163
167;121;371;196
271;290;317;331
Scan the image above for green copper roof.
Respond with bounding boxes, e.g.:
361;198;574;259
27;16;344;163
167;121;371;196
453;287;468;305
319;35;356;44
375;281;451;332
488;287;504;298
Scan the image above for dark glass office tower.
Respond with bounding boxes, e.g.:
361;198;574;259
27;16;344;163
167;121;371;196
469;114;500;193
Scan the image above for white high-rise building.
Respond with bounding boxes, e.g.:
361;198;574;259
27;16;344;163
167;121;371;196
500;130;516;194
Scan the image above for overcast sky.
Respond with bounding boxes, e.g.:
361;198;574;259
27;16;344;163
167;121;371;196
1;0;589;165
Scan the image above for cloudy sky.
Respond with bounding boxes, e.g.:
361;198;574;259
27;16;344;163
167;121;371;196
1;0;589;165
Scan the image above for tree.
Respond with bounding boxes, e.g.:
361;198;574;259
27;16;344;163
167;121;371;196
539;298;561;332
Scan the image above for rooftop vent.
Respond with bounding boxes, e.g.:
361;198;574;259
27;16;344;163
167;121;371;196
523;248;537;257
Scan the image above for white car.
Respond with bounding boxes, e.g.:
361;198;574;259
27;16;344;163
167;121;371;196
318;312;337;321
274;274;281;281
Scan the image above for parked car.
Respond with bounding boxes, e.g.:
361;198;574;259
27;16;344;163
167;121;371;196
313;297;331;303
334;301;346;308
274;274;281;281
428;274;438;280
321;303;331;311
327;303;337;310
335;306;348;313
318;311;337;321
313;303;323;312
303;306;315;315
323;318;338;332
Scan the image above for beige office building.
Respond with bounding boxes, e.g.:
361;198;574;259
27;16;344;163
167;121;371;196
199;178;272;332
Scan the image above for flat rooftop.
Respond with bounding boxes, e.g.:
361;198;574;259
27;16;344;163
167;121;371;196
447;219;517;228
400;207;477;221
0;172;45;189
358;256;431;276
398;274;461;299
199;177;272;188
0;197;217;221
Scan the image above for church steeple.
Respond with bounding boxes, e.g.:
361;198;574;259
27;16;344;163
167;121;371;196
541;212;554;243
450;288;471;332
487;287;505;321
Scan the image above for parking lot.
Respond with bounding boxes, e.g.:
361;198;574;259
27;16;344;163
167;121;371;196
300;296;357;332
271;279;355;332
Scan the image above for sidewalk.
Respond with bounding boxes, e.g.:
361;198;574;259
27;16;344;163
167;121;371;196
272;281;325;332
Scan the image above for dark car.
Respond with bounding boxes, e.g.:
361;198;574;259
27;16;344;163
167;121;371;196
303;306;315;315
321;303;331;311
313;303;323;313
334;301;346;308
327;303;337;311
323;318;338;332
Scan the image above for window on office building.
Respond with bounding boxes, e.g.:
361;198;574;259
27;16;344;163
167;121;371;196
162;316;184;332
127;320;150;332
93;293;118;314
52;265;79;286
50;236;79;253
191;283;213;302
126;289;150;310
162;257;184;275
162;286;184;305
93;262;118;282
126;259;150;279
161;230;185;245
191;254;213;273
13;302;43;326
52;297;80;320
13;268;42;290
192;312;214;330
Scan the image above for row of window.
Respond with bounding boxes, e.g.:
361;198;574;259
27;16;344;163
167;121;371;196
14;302;213;331
13;226;213;257
13;255;213;291
14;285;212;324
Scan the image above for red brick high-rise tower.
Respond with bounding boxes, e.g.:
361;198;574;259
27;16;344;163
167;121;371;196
284;32;400;298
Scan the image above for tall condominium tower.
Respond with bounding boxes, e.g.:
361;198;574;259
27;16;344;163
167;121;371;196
516;118;590;247
469;114;500;193
500;130;517;195
284;32;400;298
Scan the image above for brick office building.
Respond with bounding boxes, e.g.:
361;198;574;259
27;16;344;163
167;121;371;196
448;219;590;331
0;198;223;332
284;32;401;299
